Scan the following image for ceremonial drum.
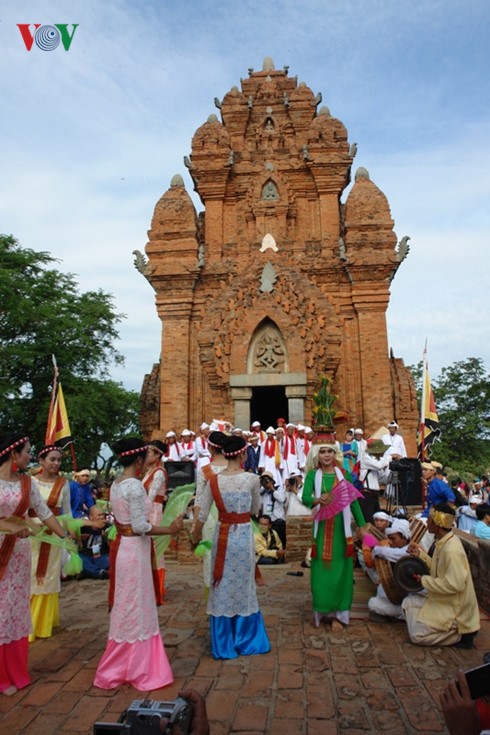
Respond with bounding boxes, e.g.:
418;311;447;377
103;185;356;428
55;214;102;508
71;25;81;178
409;517;427;545
375;557;406;605
365;523;385;542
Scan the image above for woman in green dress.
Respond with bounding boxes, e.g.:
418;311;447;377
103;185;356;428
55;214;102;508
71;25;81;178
302;441;366;631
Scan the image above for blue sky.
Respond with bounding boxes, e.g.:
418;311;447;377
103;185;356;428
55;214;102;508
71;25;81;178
1;0;489;391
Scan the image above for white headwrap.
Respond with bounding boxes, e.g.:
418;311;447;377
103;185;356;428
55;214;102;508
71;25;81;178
386;518;411;540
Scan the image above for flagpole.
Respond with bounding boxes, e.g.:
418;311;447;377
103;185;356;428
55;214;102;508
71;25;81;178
420;341;427;463
45;355;59;445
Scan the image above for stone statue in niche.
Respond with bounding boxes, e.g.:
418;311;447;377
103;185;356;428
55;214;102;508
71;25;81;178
262;180;279;201
253;328;286;372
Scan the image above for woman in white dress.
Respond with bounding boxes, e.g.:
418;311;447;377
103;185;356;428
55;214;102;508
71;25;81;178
0;432;67;696
191;435;270;660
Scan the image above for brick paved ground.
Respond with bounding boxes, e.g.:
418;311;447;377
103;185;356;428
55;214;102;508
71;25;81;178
1;561;489;735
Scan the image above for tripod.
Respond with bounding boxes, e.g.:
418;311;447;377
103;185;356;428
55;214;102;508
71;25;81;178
384;471;409;518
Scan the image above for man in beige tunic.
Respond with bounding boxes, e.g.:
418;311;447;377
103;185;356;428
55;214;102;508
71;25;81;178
402;503;480;648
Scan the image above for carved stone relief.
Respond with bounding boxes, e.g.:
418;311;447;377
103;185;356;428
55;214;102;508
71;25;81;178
248;322;287;373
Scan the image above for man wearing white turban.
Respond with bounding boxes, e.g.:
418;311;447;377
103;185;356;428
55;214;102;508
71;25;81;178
367;519;411;622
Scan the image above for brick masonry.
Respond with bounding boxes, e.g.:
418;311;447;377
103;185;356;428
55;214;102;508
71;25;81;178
140;59;418;452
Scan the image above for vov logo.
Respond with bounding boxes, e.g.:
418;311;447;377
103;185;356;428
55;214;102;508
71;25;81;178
17;24;78;51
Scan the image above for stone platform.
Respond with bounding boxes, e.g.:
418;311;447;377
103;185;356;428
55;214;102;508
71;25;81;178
2;561;489;735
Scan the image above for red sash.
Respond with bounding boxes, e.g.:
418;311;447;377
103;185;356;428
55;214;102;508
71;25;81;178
33;477;65;581
283;435;296;460
264;438;276;458
0;475;31;581
108;520;162;611
208;473;250;587
143;465;168;505
202;463;214;483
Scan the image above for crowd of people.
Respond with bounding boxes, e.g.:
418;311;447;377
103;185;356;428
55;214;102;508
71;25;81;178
1;419;489;732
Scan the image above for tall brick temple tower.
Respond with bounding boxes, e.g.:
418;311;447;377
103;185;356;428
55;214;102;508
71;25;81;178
139;59;418;452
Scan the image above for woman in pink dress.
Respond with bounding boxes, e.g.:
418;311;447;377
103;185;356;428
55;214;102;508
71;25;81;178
94;437;183;691
0;432;67;696
142;440;168;604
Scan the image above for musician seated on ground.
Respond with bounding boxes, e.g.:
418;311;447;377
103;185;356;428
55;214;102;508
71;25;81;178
357;511;392;582
78;506;111;580
403;503;480;648
255;514;286;565
367;518;410;622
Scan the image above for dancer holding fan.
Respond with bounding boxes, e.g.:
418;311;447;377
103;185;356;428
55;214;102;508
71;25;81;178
302;439;367;631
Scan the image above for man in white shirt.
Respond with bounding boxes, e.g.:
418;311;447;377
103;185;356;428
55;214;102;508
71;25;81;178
354;428;367;460
178;429;197;462
359;439;391;522
381;421;407;458
195;423;211;470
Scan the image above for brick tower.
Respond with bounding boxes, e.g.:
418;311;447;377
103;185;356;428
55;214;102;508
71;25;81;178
139;58;418;452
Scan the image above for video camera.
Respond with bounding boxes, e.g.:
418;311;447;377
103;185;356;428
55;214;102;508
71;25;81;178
389;459;413;473
93;698;192;735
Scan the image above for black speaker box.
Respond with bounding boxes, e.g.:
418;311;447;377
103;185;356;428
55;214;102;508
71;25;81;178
391;458;422;506
165;461;195;489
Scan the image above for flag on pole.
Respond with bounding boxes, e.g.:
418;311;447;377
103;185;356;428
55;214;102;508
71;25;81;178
417;345;441;460
45;356;73;449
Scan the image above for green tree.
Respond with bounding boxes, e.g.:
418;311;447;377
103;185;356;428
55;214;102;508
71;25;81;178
0;234;141;468
409;357;490;474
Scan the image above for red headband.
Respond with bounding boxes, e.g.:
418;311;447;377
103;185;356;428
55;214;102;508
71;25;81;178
119;445;148;458
0;436;30;459
38;445;61;459
222;447;247;458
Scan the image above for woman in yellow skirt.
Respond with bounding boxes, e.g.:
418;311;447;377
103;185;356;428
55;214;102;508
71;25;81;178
29;445;71;641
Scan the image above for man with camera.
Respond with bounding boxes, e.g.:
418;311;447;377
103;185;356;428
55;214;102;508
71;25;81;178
358;439;391;522
259;471;287;549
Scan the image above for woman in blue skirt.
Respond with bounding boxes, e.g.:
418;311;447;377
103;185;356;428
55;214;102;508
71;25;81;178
191;435;270;660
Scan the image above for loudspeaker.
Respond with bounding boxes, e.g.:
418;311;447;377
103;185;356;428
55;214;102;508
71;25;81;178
165;461;195;489
392;458;422;506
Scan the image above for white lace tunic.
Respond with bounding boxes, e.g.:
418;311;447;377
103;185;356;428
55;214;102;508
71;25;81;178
198;472;261;618
0;477;51;644
30;478;71;595
108;478;159;643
